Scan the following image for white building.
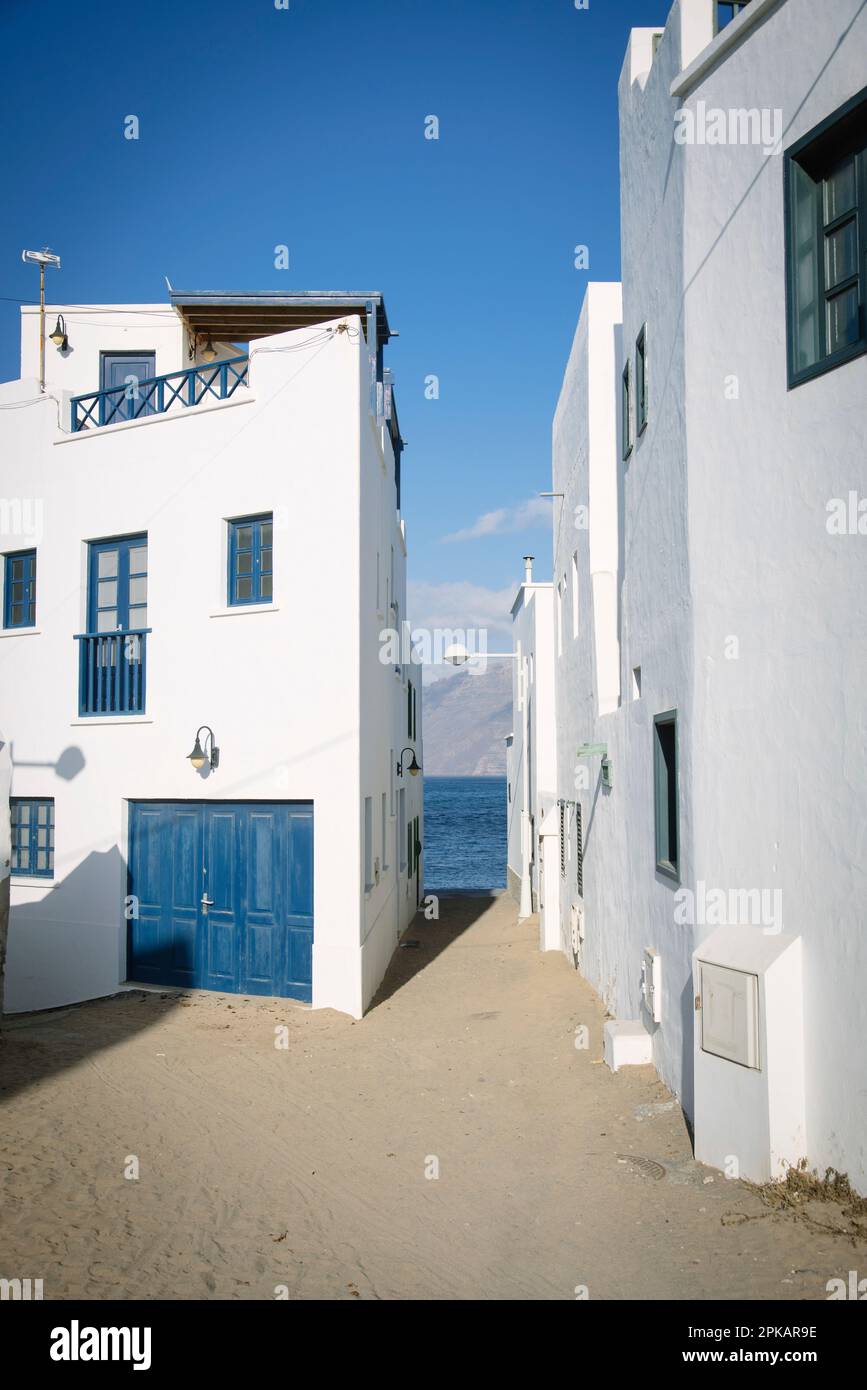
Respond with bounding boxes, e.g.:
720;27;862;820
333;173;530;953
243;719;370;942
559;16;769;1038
0;290;423;1019
505;557;556;930
515;0;867;1187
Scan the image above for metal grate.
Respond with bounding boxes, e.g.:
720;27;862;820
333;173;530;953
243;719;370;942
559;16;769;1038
576;802;584;899
559;803;566;877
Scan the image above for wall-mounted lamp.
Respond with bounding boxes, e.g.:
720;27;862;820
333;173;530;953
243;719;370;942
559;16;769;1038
577;741;612;789
396;746;421;778
187;725;219;772
49;314;69;350
201;334;218;361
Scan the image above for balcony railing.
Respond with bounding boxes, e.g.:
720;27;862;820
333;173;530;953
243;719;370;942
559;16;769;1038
70;356;249;432
75;630;150;716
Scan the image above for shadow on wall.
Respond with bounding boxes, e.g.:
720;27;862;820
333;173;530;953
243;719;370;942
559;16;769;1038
368;892;498;1011
5;846;129;1016
5;839;200;1019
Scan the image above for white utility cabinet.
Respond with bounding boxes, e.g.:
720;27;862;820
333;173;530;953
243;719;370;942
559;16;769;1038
692;928;805;1183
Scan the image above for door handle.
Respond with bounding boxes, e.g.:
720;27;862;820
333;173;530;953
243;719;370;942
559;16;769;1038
201;894;215;908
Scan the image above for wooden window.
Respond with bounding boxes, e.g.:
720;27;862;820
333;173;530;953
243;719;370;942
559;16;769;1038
622;359;633;461
653;712;679;881
4;549;36;628
11;797;54;878
716;1;751;33
636;324;648;435
786;87;867;386
228;514;273;606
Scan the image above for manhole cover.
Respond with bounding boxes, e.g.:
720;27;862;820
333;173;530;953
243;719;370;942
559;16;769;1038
616;1154;666;1181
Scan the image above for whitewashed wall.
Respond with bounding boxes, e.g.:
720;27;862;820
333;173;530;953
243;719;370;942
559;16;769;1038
508;577;556;921
676;0;867;1187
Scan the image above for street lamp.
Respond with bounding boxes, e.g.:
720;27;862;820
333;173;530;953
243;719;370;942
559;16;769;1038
49;314;69;350
396;746;421;777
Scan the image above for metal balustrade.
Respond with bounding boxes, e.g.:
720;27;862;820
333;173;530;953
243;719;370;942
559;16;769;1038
75;630;150;715
70;356;249;432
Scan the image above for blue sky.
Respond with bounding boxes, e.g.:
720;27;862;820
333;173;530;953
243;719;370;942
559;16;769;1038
0;0;667;644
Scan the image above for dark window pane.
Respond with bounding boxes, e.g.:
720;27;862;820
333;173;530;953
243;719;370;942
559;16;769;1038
237;577;253;599
791;162;821;372
827;285;860;352
825;218;858;289
824;157;857;221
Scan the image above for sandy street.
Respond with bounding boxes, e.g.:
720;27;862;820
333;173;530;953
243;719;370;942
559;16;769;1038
1;892;864;1301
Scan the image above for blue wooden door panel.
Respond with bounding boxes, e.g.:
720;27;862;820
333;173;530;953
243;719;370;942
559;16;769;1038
203;807;240;991
284;809;314;999
170;808;201;985
128;801;313;1001
101;353;156;422
244;807;284;996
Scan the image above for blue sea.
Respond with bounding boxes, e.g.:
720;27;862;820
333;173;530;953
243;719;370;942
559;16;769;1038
423;776;507;891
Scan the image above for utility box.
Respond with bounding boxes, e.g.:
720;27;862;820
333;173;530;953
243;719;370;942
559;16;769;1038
699;961;759;1068
693;928;805;1183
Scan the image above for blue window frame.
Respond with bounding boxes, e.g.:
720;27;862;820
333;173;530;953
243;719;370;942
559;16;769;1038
228;514;273;606
716;1;751;31
785;86;867;387
4;549;36;628
11;797;54;878
653;712;679;882
87;535;148;633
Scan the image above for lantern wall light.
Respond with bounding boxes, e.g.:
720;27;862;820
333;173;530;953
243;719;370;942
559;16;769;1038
187;725;219;772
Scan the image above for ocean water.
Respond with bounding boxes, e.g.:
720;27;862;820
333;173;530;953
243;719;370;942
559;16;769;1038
423;776;507;891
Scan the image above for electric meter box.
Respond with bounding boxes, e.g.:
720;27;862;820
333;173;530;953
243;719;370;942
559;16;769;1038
692;928;805;1183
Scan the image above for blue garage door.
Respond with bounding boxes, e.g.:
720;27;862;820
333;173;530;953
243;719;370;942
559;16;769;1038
127;801;314;1001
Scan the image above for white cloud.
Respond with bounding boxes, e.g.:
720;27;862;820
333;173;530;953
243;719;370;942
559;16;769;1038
408;579;515;634
441;495;553;544
407;579;515;685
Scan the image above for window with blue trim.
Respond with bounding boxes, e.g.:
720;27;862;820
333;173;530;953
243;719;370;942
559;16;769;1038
716;1;751;31
228;514;273;605
4;550;36;628
11;797;54;878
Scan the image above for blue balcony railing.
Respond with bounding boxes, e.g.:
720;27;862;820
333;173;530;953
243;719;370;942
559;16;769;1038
70;356;249;432
75;630;150;715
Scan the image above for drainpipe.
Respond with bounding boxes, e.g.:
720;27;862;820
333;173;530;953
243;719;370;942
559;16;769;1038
519;652;532;920
518;558;534;922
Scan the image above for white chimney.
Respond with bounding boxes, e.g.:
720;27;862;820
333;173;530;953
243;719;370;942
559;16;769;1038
523;555;534;584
